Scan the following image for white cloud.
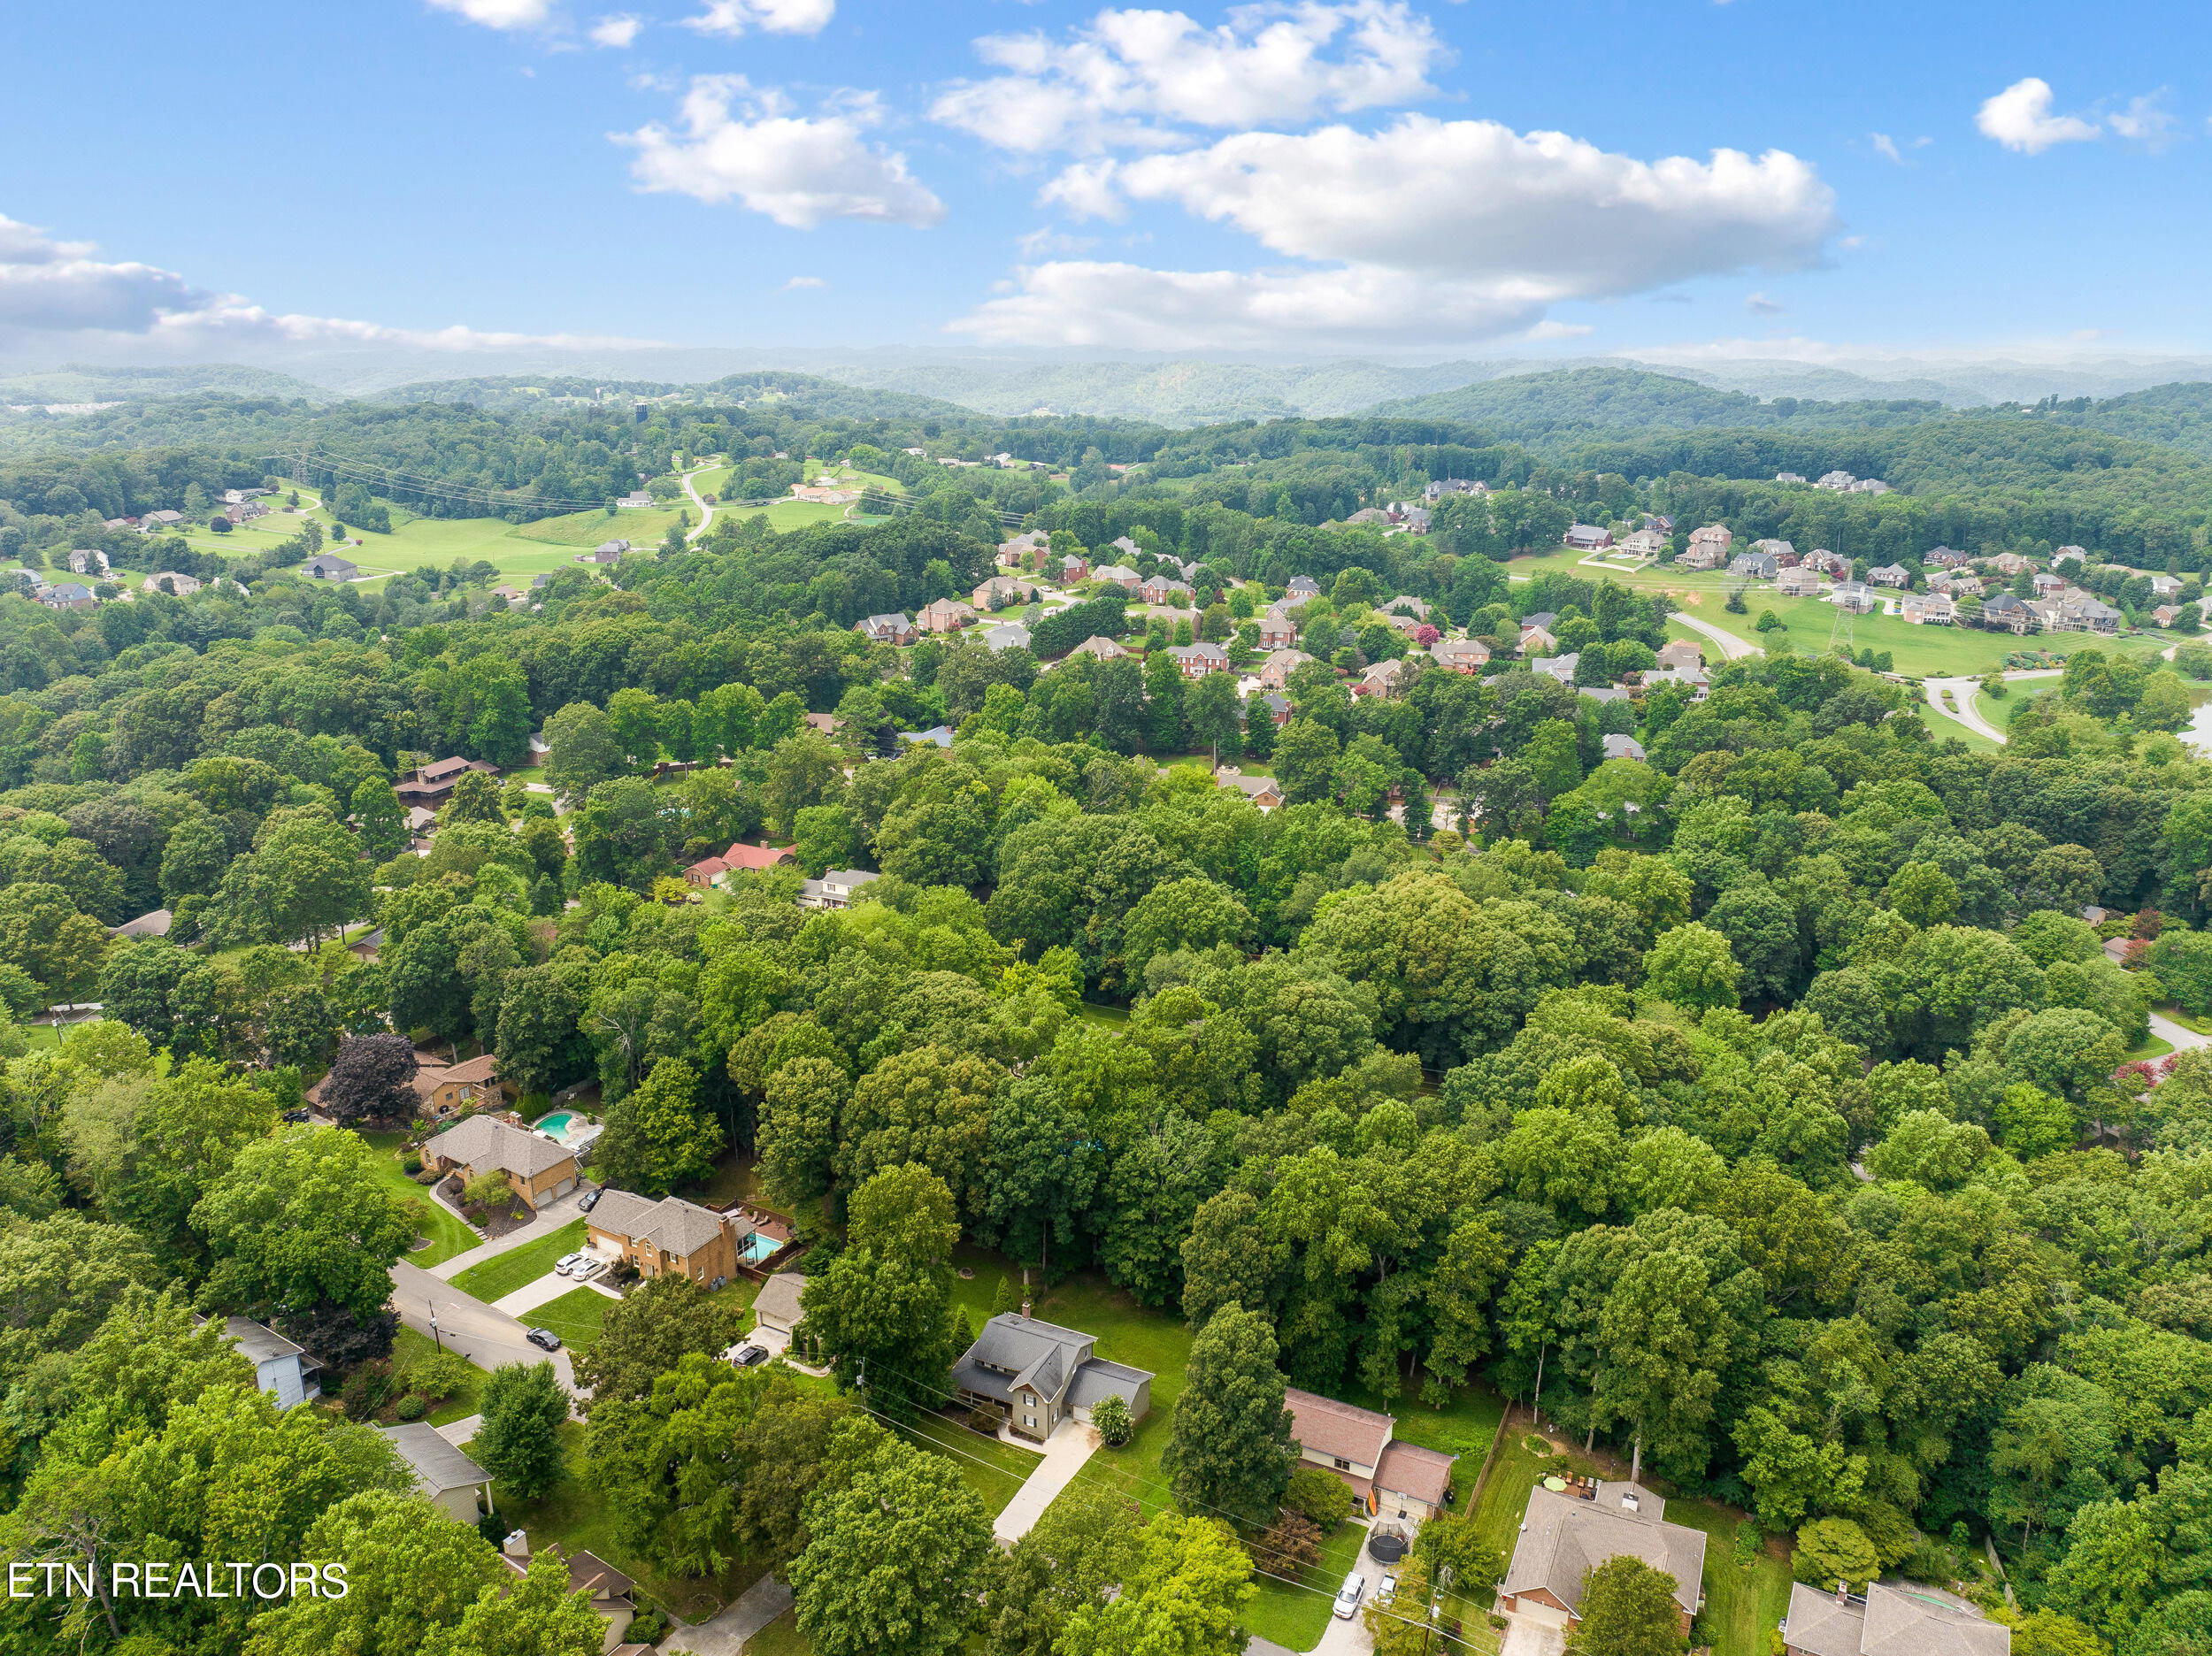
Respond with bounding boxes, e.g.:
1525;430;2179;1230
1527;320;1593;340
590;13;644;47
1977;77;2099;154
2108;90;2178;150
1870;133;1901;164
1744;291;1784;314
781;275;826;290
1018;226;1101;257
959;117;1835;349
933;0;1445;154
614;76;946;229
684;0;834;38
426;0;554;29
0;212;657;350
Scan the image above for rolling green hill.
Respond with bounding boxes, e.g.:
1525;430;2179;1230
1363;364;1946;441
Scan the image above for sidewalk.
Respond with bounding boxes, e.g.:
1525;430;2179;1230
429;1188;586;1281
663;1568;794;1656
993;1418;1101;1545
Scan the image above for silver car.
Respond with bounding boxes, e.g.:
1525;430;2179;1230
554;1253;586;1276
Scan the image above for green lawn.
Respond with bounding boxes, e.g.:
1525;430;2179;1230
511;504;687;548
747;1608;809;1655
486;1421;772;1624
2159;1004;2212;1035
2130;1031;2177;1061
898;1410;1042;1519
392;1324;485;1426
449;1218;590;1303
356;1130;478;1268
528;1285;613;1350
1666;1496;1796;1656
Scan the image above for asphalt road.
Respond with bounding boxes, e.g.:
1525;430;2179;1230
390;1258;586;1400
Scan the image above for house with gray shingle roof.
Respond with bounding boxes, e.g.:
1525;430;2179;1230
421;1115;580;1210
586;1189;755;1288
377;1422;492;1523
1498;1479;1706;1637
1781;1581;2008;1656
952;1310;1154;1443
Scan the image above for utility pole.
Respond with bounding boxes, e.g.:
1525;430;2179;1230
430;1306;442;1353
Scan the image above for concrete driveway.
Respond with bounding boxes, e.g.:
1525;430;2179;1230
1498;1613;1566;1656
993;1418;1101;1545
389;1259;585;1401
663;1569;793;1656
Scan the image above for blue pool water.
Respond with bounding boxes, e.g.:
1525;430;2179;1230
738;1231;780;1262
534;1111;578;1139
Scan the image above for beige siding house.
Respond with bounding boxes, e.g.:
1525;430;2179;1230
422;1115;579;1208
1497;1478;1705;1637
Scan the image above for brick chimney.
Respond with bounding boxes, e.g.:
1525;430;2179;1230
1020;1299;1033;1320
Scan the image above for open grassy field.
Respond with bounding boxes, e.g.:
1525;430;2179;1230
449;1217;589;1302
356;1129;479;1267
511;504;687;548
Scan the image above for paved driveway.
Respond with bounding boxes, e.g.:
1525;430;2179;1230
663;1569;794;1656
993;1418;1101;1545
1499;1613;1566;1656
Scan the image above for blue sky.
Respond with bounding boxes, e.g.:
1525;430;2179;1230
2;0;2208;364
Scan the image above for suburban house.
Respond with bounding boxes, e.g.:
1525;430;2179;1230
1563;524;1613;551
1931;573;1984;597
143;570;201;595
997;530;1049;564
378;1423;492;1523
497;1537;639;1654
1430;638;1491;673
1868;564;1910;588
899;724;955;749
396;755;496;808
1776;471;1808;484
1602;733;1647;762
1640;667;1710;701
950;1310;1156;1445
1979;593;2035;632
1927;546;1972;568
1531;653;1579;685
973;576;1035;610
1519;625;1558;656
798;868;880;909
303;552;359;580
37;582;96;611
1497;1478;1706;1637
1991;552;2032;575
1166;641;1231;678
421;1115;580;1208
1281;1389;1459;1523
415;1054;505;1119
1251;692;1293;729
2155;604;2187;627
1286;575;1323;599
855;612;918;645
109;908;173;939
982;622;1033;653
1141;576;1194;606
1357;658;1407;697
1682;525;1733;567
586;1190;775;1288
690;841;797;888
1093;564;1141;589
1056;553;1089;581
1902;593;1956;625
2054;544;2088;566
144;508;184;527
1800;549;1848;574
1256;610;1300;649
1423;478;1486;500
65;548;109;577
1752;538;1796;562
1617;529;1664;557
1780;1582;2008;1656
207;1315;322;1409
1655;640;1703;673
2064;596;2123;633
1257;648;1316;690
1832;582;1878;615
1110;535;1144;561
1060;634;1129;664
1728;551;1779;580
1217;768;1285;811
2033;571;2069;595
1778;567;1824;597
918;598;977;633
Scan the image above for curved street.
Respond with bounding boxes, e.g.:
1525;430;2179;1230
1667;610;1763;662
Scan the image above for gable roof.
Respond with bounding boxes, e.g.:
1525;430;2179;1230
220;1315;310;1367
1374;1440;1456;1506
1783;1583;2009;1656
723;841;795;870
752;1271;807;1329
1502;1482;1706;1619
378;1422;489;1493
1284;1387;1394;1468
588;1189;731;1257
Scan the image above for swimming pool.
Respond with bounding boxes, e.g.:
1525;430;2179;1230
534;1111;577;1137
533;1111;602;1153
738;1230;780;1263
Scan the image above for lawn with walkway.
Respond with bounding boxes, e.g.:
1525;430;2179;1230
449;1217;590;1301
357;1130;477;1268
899;1410;1041;1519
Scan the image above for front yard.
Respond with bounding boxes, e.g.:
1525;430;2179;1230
449;1217;591;1302
357;1129;478;1268
527;1285;613;1350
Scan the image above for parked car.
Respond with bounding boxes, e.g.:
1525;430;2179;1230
1376;1574;1398;1607
732;1345;770;1367
579;1188;603;1212
1333;1573;1365;1619
572;1258;605;1281
281;1108;311;1123
526;1328;562;1352
554;1253;585;1276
